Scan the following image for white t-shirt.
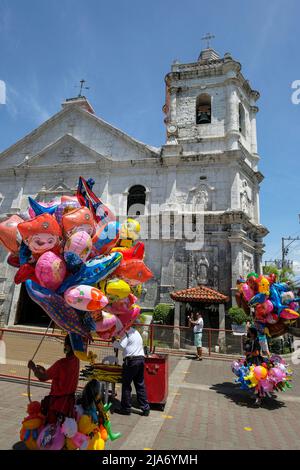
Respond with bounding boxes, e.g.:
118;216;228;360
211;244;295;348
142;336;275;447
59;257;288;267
113;328;145;359
193;318;203;333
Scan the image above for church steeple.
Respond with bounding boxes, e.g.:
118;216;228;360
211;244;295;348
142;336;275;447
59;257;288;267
163;43;260;166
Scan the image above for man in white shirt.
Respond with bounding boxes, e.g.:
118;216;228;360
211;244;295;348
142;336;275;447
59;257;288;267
188;312;204;361
112;327;150;416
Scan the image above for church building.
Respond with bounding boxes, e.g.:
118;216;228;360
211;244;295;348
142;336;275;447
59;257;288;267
0;45;268;327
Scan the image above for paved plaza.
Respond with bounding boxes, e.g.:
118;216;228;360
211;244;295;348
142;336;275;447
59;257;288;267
1;352;300;450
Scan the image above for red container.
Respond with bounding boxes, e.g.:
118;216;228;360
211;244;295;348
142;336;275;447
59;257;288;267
144;354;168;411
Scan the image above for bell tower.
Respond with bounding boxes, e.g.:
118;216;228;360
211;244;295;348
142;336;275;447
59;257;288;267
163;45;260;170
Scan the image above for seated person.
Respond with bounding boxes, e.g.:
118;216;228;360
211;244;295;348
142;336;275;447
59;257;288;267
75;379;108;450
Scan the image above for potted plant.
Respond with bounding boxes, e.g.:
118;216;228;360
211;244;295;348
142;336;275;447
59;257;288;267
228;307;250;334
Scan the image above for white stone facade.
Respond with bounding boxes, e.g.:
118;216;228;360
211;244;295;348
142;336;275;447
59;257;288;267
0;48;268;326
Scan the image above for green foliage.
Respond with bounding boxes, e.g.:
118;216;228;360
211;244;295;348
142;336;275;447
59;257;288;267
228;306;251;325
153;303;174;325
263;264;295;285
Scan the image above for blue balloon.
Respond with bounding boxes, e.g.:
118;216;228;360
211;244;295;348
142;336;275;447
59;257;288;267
269;284;286;315
57;251;123;294
28;197;58;216
92;221;120;253
26;280;91;338
249;293;266;306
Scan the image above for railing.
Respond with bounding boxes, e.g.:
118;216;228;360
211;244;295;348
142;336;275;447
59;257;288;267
0;324;244;382
0;328;115;383
136;323;245;357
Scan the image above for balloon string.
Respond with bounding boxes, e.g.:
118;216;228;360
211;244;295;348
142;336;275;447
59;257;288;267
27;320;53;403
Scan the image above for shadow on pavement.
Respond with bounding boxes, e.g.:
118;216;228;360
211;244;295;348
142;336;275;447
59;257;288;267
210;382;286;410
110;397;142;415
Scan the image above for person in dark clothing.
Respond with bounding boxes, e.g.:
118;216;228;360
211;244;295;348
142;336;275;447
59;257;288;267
244;327;263;367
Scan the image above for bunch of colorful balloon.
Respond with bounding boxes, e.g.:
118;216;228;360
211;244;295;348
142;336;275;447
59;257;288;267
235;272;299;338
231;356;293;397
0;177;153;359
20;400;120;450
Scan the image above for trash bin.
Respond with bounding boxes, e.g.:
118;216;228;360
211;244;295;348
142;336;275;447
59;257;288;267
144;354;168;411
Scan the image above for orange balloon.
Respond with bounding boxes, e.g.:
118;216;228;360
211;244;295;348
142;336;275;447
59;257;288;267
0;215;23;253
114;259;153;286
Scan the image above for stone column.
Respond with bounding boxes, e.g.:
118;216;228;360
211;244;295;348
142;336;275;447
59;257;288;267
218;303;226;353
173;302;180;349
169;87;177;123
228;230;244;304
250;106;258;155
226;84;239;132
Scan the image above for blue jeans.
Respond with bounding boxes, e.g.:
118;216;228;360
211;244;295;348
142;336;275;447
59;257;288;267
121;357;150;412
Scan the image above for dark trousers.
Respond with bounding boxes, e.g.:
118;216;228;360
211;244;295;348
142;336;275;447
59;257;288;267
121;357;150;412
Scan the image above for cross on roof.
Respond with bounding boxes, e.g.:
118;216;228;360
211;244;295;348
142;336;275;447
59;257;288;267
76;79;90;97
201;33;215;49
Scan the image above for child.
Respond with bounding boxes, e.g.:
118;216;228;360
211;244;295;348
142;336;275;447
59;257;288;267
75;379;107;450
75;379;121;449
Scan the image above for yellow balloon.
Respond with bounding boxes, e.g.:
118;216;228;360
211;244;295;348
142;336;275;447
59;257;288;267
98;278;131;301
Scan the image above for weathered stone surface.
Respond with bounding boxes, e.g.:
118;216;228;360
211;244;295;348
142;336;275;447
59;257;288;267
0;48;267;325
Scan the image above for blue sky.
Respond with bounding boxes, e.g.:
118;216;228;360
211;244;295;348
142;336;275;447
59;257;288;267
1;0;300;274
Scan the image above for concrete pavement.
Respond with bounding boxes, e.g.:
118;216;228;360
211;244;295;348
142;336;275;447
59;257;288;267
1;354;300;450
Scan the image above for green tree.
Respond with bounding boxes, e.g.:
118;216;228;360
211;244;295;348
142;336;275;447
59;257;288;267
263;264;295;286
153;303;174;325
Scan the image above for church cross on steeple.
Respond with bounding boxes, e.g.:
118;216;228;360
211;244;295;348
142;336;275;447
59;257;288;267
76;79;90;98
201;33;215;49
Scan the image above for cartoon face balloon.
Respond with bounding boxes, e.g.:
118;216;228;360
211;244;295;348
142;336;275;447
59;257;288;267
62;207;95;238
18;213;62;256
64;231;92;260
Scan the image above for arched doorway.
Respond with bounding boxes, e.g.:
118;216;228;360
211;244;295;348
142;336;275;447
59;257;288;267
127;185;146;216
15;283;50;326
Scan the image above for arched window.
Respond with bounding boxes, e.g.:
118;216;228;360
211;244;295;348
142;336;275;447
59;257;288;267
239;103;246;136
196;94;211;125
127;185;146;216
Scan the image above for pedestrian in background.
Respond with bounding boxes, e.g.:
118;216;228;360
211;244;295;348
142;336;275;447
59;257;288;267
188;312;204;361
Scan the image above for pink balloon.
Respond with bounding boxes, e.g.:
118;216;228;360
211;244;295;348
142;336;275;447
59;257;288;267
105;294;138;315
37;424;65;450
280;308;299;320
64;231;92;262
114;305;141;338
260;378;274;393
241;283;254;301
64;285;108;311
35;251;66;291
95;311;117;332
270;367;285;384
